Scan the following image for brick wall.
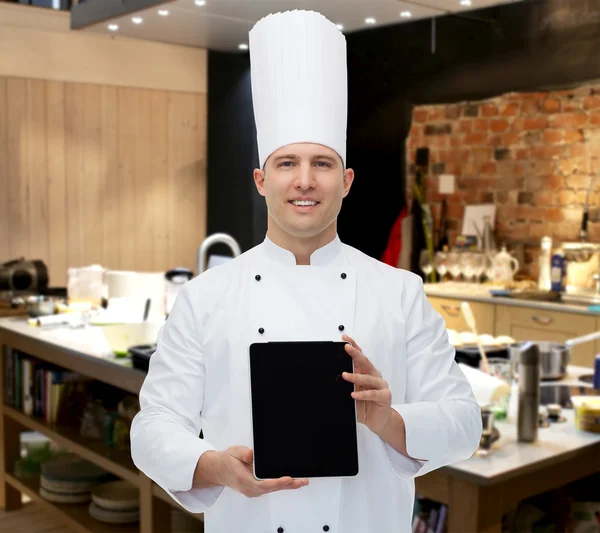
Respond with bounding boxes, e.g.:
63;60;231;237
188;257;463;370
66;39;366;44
406;84;600;278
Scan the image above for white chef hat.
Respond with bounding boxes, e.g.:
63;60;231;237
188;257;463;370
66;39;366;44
249;10;348;169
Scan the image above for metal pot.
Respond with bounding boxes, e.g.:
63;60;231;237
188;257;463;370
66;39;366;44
510;331;600;381
510;341;569;381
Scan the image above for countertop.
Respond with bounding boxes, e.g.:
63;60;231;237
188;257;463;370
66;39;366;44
447;409;600;485
425;282;600;316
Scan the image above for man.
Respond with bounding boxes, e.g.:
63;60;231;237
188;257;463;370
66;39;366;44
130;10;482;533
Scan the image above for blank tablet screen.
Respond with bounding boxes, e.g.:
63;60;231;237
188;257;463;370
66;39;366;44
249;341;359;480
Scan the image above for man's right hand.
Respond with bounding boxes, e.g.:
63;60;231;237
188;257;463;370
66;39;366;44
194;446;309;498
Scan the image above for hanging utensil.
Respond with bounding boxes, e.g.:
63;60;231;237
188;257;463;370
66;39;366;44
460;301;489;373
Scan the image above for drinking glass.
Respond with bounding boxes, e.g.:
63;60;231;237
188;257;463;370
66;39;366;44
434;250;448;280
419;250;434;277
447;250;462;280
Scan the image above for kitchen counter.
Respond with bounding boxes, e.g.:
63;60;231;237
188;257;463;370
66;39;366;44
416;405;600;532
447;409;599;484
425;282;600;316
0;316;145;394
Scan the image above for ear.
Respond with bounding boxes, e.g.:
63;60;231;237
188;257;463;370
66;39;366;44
342;168;355;198
253;168;266;197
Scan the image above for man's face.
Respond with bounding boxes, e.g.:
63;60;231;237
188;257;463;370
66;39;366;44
253;143;354;240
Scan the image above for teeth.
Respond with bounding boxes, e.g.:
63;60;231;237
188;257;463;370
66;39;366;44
292;200;317;206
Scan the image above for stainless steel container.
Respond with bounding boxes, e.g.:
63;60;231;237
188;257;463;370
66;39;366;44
517;342;541;443
510;341;569;381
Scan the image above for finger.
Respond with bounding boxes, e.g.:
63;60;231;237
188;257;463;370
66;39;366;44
341;334;361;352
257;477;307;493
352;389;391;402
343;372;387;389
344;344;379;375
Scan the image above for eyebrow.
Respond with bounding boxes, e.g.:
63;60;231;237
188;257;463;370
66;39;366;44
273;154;338;163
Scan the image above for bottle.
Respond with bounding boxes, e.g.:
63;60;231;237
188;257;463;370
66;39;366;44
517;342;541;443
538;237;552;292
550;250;565;292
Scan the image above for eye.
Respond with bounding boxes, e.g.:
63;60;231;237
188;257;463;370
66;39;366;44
315;161;332;168
278;161;294;167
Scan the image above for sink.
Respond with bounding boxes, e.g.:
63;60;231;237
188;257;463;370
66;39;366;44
561;242;600;263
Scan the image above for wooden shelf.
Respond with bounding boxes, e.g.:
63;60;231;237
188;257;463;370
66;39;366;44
152;484;204;522
4;405;139;486
5;472;139;533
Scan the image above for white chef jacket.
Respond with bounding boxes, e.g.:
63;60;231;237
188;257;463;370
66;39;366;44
130;234;482;533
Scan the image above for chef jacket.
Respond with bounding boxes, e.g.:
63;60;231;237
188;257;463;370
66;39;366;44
130;234;482;533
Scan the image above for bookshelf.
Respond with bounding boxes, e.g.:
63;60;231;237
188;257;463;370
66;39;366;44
0;320;192;533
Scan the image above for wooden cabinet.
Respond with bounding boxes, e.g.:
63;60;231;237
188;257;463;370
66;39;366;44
428;297;496;335
496;304;596;367
427;294;600;368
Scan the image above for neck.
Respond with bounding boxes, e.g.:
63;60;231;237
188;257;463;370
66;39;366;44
267;220;338;265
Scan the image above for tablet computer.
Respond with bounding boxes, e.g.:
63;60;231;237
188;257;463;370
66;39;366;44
249;341;359;480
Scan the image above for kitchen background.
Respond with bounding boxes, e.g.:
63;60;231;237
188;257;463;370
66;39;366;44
1;3;207;287
3;0;600;284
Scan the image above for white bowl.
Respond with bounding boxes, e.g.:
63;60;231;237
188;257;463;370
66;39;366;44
101;322;163;356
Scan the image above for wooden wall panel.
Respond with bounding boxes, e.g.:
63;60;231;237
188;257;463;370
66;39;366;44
99;86;120;271
149;92;169;272
27;80;48;270
0;79;8;257
46;81;67;285
6;79;29;261
0;76;207;288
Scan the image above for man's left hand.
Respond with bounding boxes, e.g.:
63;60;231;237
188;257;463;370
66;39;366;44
341;334;392;435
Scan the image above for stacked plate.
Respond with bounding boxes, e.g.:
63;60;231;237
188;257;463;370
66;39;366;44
40;454;113;504
89;480;140;524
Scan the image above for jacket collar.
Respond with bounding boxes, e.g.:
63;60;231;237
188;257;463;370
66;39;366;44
261;234;344;267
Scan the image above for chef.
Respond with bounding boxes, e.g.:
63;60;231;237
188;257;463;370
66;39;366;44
130;9;482;533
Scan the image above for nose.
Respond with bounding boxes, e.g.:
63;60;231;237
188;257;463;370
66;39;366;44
294;162;316;191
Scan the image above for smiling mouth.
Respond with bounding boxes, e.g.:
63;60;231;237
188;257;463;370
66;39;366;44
289;200;320;207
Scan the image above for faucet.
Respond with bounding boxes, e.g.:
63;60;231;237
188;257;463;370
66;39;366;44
197;233;242;274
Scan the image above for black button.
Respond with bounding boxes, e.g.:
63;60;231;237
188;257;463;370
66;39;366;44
341;273;347;279
338;325;345;331
323;527;330;532
255;274;261;281
258;327;265;334
277;528;284;533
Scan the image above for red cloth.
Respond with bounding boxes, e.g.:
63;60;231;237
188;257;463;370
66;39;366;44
380;206;408;267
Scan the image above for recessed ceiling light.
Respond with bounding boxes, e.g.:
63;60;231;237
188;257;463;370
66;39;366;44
365;17;376;24
158;9;169;16
460;0;472;5
195;0;206;5
400;11;412;18
336;23;344;30
238;43;249;50
132;16;143;24
108;24;119;31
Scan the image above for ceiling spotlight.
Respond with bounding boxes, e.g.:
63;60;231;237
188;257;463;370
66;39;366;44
158;9;169;16
460;0;472;5
365;17;376;24
238;43;249;50
108;24;119;31
132;16;143;24
336;23;344;30
195;0;206;5
400;11;412;18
